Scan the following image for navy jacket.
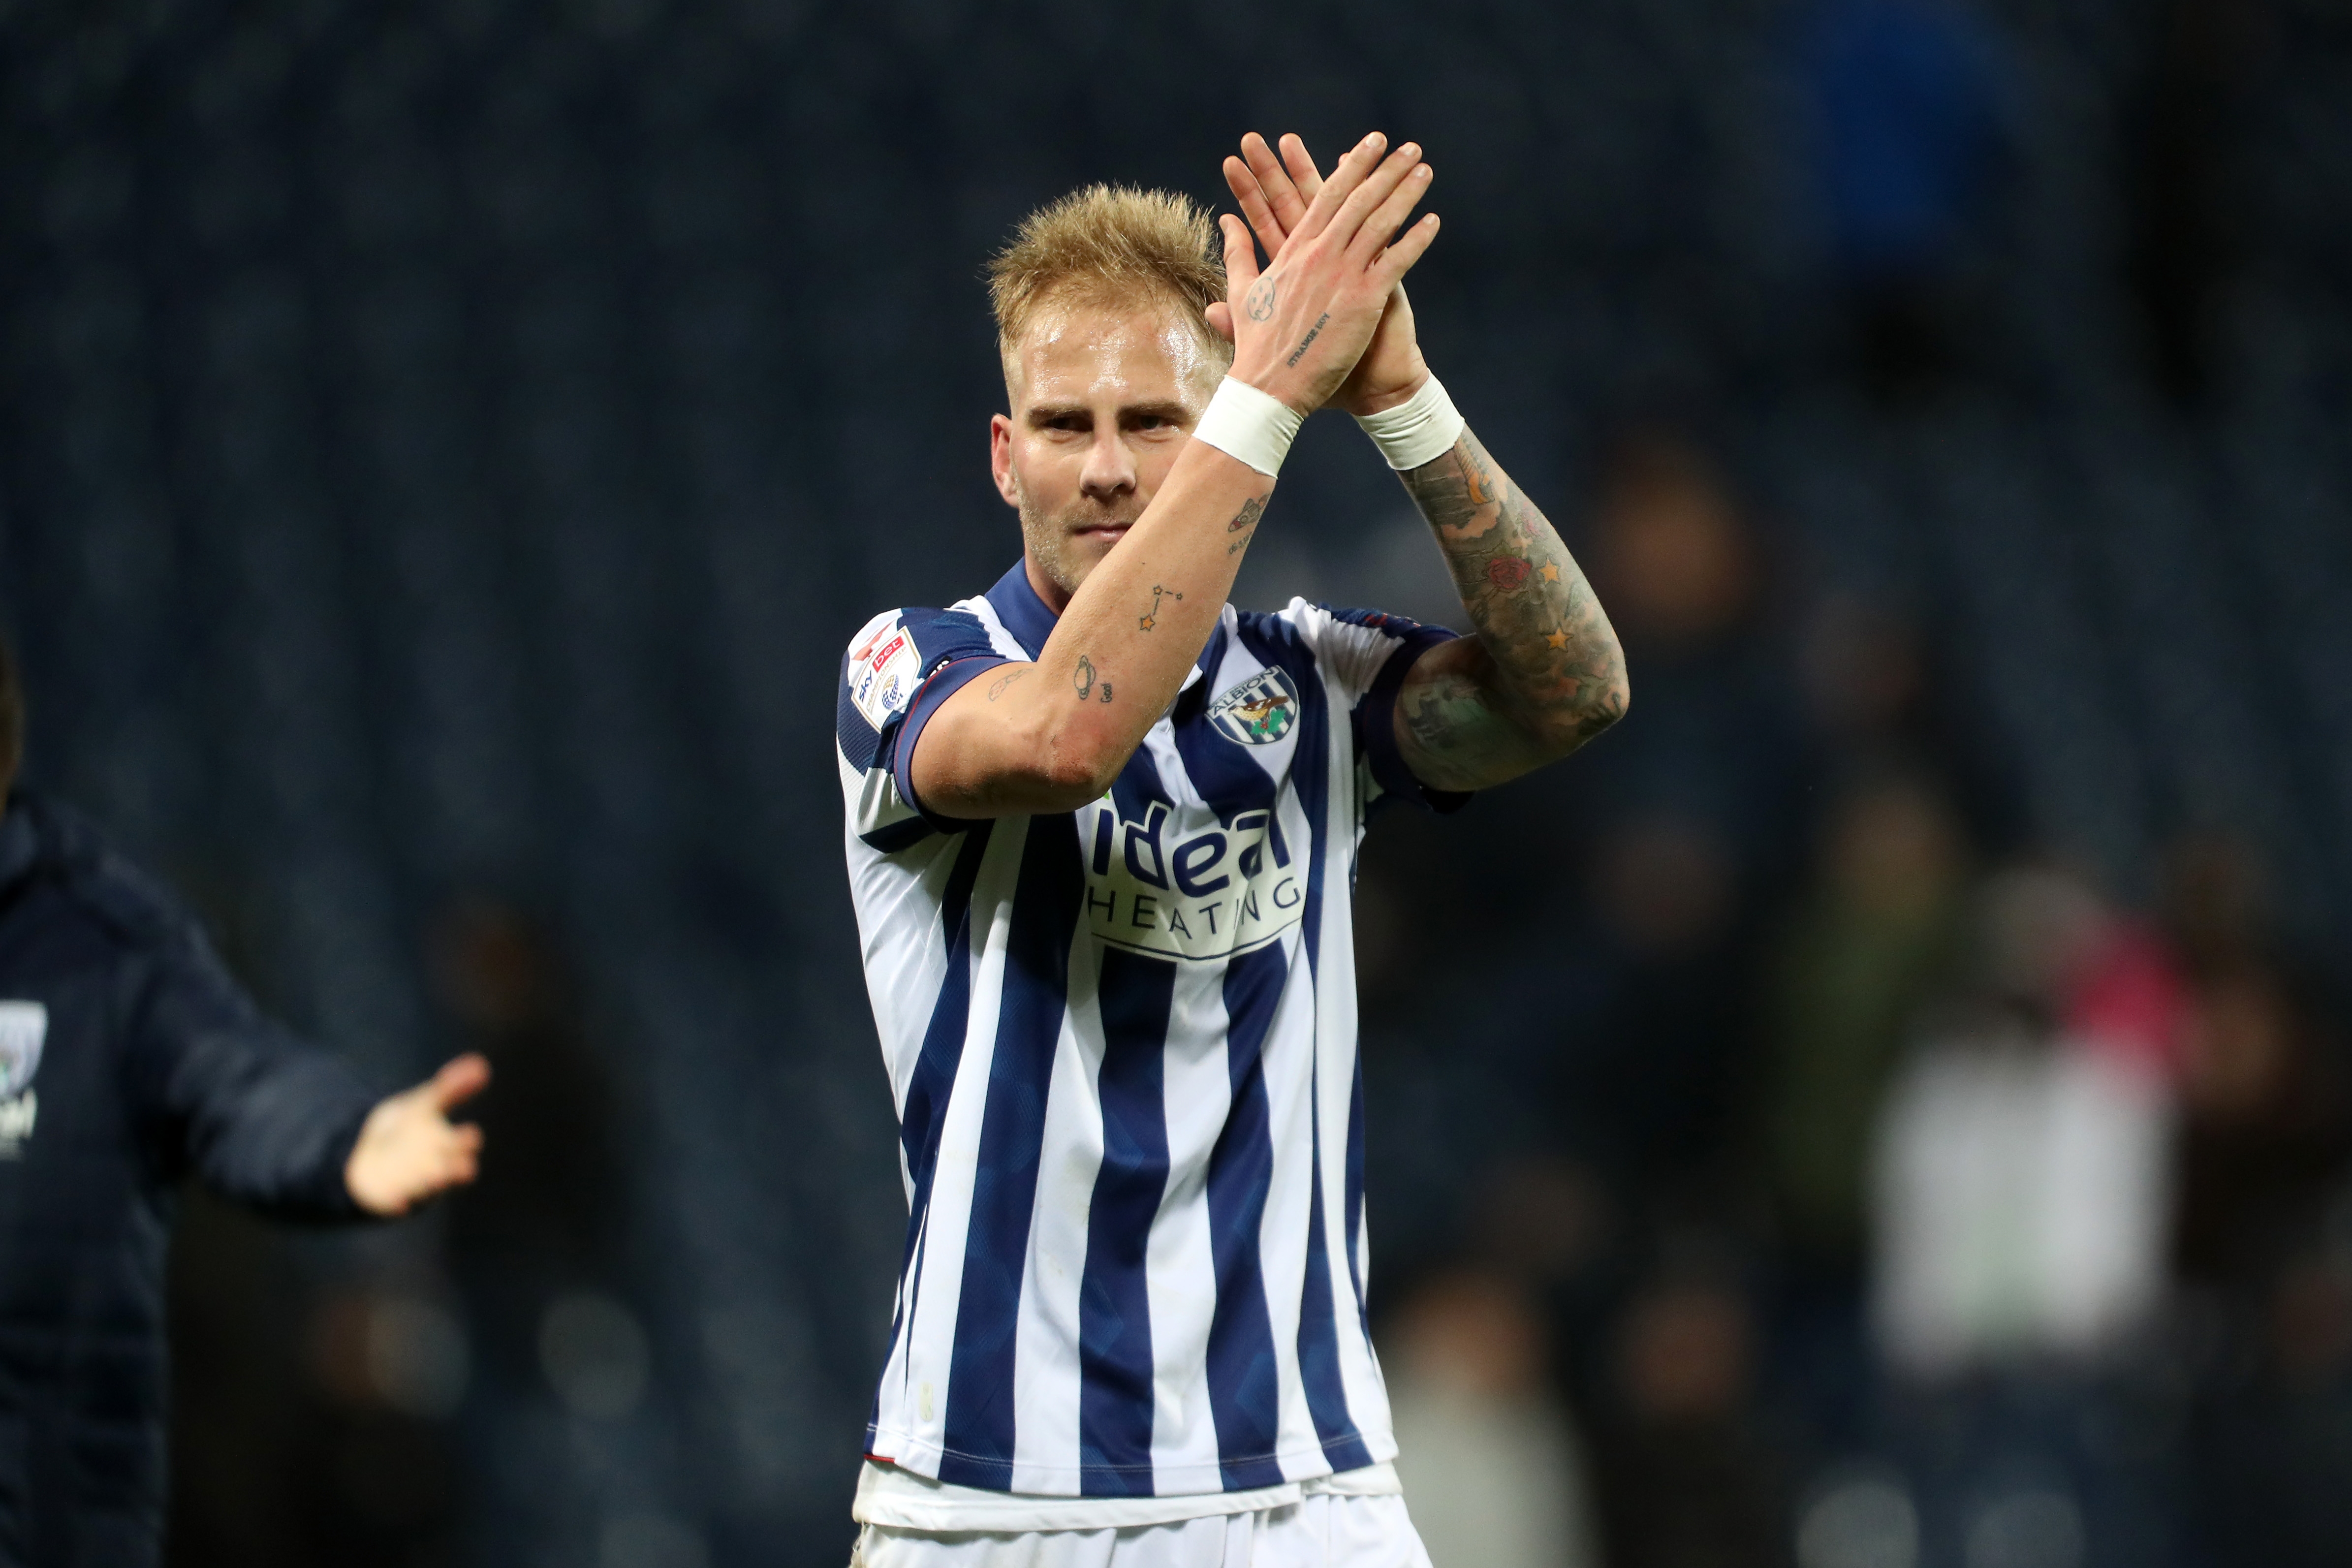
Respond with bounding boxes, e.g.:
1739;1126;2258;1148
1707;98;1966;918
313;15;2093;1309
0;792;378;1567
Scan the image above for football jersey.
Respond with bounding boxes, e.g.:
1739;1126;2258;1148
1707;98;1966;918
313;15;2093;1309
836;560;1461;1500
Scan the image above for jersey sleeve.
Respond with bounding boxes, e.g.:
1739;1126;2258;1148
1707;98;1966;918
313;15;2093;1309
1278;599;1471;814
837;606;1010;849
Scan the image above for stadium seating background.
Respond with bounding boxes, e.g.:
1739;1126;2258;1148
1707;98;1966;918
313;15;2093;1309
0;2;2346;1565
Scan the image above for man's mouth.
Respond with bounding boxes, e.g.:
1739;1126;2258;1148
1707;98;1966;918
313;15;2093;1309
1073;522;1133;544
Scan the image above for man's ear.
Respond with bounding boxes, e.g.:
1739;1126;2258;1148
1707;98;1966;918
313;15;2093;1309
989;413;1023;509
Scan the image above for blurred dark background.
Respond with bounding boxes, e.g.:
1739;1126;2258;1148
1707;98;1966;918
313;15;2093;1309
0;1;2347;1566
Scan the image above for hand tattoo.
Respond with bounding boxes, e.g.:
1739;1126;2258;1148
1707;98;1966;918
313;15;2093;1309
1286;312;1330;368
1139;585;1184;632
1244;279;1277;322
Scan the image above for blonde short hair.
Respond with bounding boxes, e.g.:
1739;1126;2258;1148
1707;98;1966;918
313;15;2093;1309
988;185;1231;388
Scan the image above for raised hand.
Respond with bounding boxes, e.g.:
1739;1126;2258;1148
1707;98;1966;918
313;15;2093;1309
1218;132;1431;418
1211;132;1438;417
344;1053;489;1217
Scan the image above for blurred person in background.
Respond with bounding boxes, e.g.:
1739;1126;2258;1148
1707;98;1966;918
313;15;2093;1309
1384;1267;1602;1568
2155;835;2352;1567
2169;950;2347;1301
1761;772;1968;1453
0;630;489;1568
1573;812;1746;1178
1568;430;1805;906
285;1273;470;1567
429;895;632;1402
835;130;1626;1567
426;894;641;1558
1804;0;2013;404
1795;596;2010;847
1864;862;2187;1565
2124;0;2259;407
1519;431;1798;1184
1767;771;1968;1279
1871;863;2179;1376
1596;1254;1786;1568
2170;951;2352;1568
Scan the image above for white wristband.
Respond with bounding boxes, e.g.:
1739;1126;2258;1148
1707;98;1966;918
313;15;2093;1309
1352;374;1465;470
1191;377;1305;478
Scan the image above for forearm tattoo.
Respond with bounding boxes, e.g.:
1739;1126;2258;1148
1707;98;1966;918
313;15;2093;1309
1400;429;1627;758
1226;495;1264;557
1073;655;1112;704
1138;585;1184;631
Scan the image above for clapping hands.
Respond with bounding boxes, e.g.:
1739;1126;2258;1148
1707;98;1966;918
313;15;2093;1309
1218;132;1433;419
1205;131;1438;418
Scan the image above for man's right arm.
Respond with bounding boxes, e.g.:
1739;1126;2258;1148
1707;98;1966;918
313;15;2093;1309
909;132;1442;821
906;445;1270;820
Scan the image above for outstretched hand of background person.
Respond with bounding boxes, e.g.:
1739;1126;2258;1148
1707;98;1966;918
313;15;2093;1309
344;1053;490;1216
1214;131;1432;419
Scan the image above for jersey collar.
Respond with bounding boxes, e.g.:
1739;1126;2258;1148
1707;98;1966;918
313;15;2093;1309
987;561;1228;701
984;561;1059;660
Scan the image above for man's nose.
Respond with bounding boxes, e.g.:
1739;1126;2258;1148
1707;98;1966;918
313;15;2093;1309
1079;427;1137;502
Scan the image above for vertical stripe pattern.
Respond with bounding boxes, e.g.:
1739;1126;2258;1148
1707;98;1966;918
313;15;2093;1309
941;814;1082;1487
841;578;1440;1498
1078;949;1176;1494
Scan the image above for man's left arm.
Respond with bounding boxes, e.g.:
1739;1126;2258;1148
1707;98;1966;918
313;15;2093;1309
1386;428;1628;792
1222;131;1627;795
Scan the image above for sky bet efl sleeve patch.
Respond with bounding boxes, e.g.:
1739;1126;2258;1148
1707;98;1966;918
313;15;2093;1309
847;612;923;733
838;606;1009;847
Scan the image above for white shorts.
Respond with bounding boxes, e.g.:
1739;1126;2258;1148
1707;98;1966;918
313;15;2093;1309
849;1493;1436;1568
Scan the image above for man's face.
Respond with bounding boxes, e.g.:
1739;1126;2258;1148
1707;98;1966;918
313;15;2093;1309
992;298;1220;608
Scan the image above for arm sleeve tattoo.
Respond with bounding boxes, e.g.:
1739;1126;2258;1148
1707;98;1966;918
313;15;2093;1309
1392;427;1627;790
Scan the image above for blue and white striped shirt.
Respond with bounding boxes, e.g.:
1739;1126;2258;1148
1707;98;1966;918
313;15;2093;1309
837;561;1459;1501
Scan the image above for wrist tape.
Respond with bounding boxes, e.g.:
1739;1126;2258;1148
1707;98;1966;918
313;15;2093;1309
1353;374;1465;470
1191;377;1305;478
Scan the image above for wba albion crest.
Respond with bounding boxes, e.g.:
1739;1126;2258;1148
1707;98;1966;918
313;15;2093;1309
1208;667;1299;747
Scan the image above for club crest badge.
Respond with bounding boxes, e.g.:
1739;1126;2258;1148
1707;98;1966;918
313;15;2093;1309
1207;667;1299;747
0;1003;44;1100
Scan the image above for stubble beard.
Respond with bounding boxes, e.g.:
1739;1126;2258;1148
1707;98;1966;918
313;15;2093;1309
1020;499;1139;602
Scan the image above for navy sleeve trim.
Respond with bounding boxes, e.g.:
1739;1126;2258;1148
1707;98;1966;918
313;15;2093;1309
890;656;1007;834
1353;628;1473;815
